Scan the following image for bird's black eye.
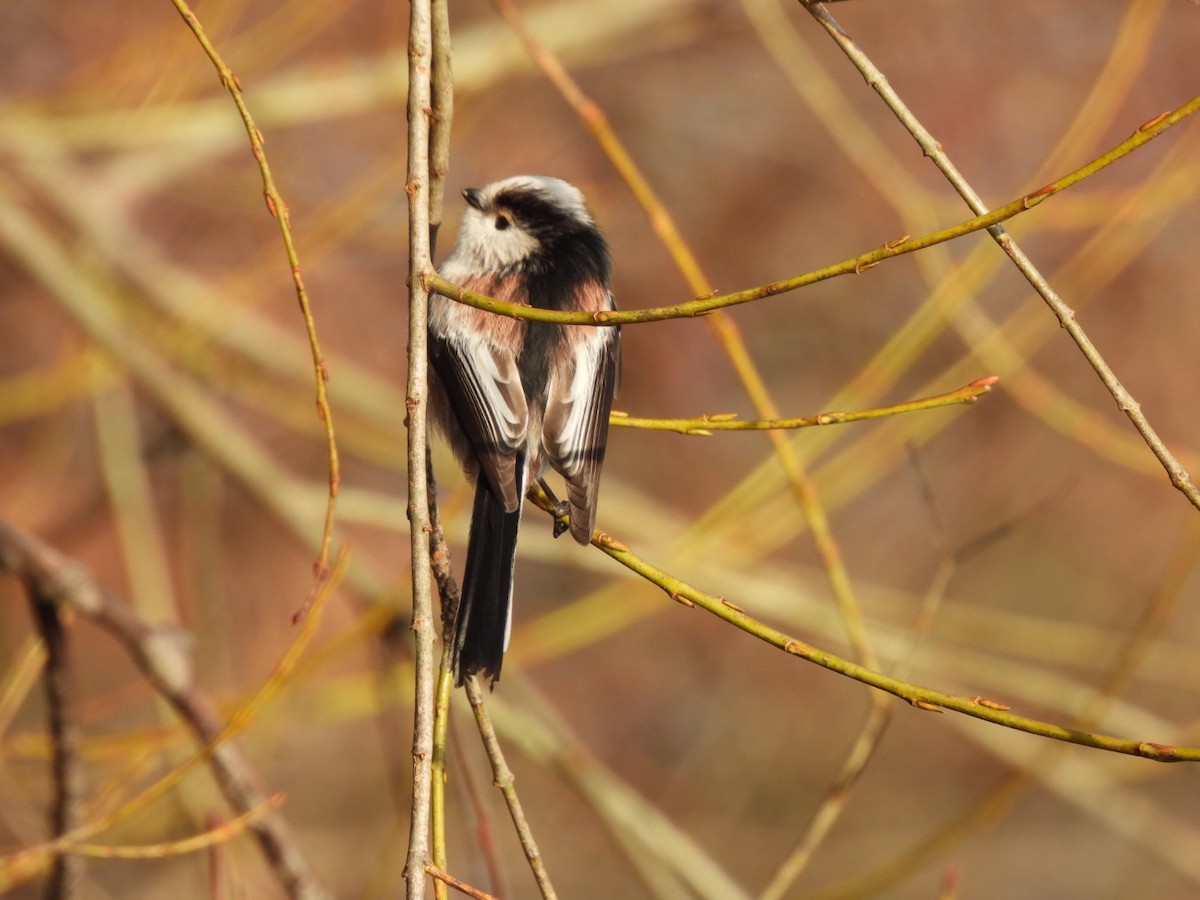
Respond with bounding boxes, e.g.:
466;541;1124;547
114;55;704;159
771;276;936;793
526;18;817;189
494;214;510;231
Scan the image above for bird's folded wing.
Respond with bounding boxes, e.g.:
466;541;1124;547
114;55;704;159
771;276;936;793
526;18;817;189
542;327;620;543
430;333;528;512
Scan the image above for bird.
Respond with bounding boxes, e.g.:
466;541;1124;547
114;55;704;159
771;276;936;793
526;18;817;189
428;175;620;685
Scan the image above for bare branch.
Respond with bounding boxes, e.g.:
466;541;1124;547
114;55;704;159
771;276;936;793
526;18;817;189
463;679;557;899
515;502;1200;762
425;87;1198;327
801;0;1200;511
611;376;998;434
404;0;437;897
0;520;331;899
27;581;83;900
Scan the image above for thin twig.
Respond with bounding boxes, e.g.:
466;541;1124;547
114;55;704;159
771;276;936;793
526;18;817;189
428;0;454;253
611;376;997;434
27;583;82;900
426;864;499;900
424;84;1198;327
503;502;1200;761
463;679;557;900
801;0;1200;511
425;6;458;886
426;451;458;900
403;0;437;896
168;0;342;580
426;459;511;897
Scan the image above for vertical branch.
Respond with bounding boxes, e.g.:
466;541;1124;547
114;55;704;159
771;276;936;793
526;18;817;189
28;587;82;900
428;0;455;254
428;666;455;900
404;0;436;897
426;453;458;900
423;5;456;895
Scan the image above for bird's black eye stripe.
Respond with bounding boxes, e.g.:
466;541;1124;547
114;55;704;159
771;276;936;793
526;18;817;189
495;214;511;230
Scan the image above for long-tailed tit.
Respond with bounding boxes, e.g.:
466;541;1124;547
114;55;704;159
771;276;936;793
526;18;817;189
429;175;620;684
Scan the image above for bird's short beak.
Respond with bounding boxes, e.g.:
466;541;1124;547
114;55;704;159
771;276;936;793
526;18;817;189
462;187;484;210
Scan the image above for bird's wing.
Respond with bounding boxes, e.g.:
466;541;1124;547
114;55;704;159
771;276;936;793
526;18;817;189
542;317;620;544
429;303;529;513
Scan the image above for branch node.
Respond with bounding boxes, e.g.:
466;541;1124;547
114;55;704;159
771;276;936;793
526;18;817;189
1137;110;1171;133
971;696;1011;711
909;698;944;714
1138;741;1182;762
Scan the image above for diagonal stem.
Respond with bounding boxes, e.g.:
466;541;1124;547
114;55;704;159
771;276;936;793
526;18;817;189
801;0;1200;511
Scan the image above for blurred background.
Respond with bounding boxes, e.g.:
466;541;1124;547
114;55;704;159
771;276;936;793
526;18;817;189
2;0;1200;897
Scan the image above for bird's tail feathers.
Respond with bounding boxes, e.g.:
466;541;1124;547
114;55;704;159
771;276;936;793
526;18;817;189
450;462;524;685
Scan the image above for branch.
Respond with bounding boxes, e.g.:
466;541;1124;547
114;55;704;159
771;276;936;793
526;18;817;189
611;376;998;434
27;579;83;899
428;0;454;253
425;451;457;900
0;520;332;898
168;0;341;579
518;499;1200;762
424;87;1198;326
426;865;499;900
463;679;557;899
403;0;437;897
424;2;455;894
71;795;284;860
801;1;1200;511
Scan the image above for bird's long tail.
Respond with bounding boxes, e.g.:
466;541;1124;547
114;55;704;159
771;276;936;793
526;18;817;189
450;472;523;685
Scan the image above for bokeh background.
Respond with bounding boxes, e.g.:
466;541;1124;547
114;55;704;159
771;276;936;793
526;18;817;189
2;0;1200;897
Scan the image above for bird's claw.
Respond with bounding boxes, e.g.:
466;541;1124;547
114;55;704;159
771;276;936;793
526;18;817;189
551;501;570;538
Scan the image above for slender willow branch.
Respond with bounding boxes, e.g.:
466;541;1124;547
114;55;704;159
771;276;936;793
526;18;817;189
168;0;341;578
426;452;459;900
613;538;1198;759
428;0;454;252
611;376;997;434
424;89;1198;326
403;0;437;897
464;679;558;899
71;796;284;860
515;499;1200;762
800;1;1200;511
426;865;499;900
426;6;456;897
